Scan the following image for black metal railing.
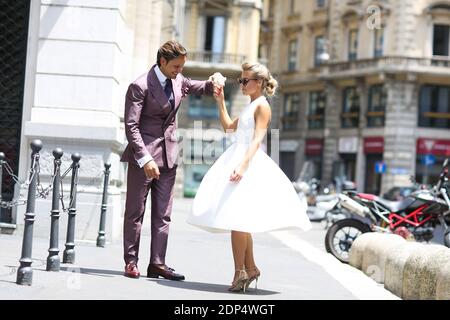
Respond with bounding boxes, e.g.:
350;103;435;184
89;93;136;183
0;140;113;285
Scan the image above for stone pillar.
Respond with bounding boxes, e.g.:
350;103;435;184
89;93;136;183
132;0;159;77
322;82;339;185
382;79;418;193
237;3;261;63
271;0;283;73
392;0;416;56
19;0;142;242
355;79;368;192
184;1;199;50
295;91;309;176
148;0;163;66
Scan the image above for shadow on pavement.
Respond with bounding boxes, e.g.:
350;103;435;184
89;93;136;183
60;266;123;277
0;280;16;284
147;279;280;296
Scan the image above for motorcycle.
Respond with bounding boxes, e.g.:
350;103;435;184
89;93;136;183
325;159;450;263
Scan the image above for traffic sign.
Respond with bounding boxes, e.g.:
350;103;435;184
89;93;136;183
375;161;386;174
423;154;436;166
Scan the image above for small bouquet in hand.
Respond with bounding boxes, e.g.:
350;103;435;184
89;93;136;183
210;72;227;87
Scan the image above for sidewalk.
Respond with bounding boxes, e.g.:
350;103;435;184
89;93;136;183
0;198;398;300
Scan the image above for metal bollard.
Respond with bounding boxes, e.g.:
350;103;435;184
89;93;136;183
16;139;42;285
46;148;63;271
63;153;81;264
96;163;111;247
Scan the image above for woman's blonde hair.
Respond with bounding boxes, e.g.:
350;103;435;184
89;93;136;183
242;62;278;97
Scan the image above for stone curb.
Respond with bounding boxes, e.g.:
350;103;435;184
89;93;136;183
349;232;450;300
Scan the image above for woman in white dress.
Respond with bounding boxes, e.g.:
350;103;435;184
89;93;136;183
187;62;312;293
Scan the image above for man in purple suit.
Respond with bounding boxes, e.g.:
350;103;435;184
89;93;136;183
121;40;214;280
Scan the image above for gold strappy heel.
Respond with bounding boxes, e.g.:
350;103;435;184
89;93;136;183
228;269;249;293
245;267;260;291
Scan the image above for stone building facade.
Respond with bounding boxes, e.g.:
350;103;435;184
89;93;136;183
260;0;450;195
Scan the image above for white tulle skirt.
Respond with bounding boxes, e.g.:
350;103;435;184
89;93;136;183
187;143;312;233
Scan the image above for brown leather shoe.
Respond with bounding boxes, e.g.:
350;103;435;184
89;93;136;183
147;264;185;281
124;263;140;278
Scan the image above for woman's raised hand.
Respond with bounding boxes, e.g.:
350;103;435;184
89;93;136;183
213;85;225;102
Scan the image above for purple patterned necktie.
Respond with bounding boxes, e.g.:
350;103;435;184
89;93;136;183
164;78;174;109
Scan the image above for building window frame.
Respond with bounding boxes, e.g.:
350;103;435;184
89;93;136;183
316;0;326;9
314;35;326;67
282;93;300;131
203;15;227;55
288;39;298;71
342;87;360;128
289;0;296;14
419;85;450;129
373;28;384;58
348;29;358;61
308;91;326;129
367;85;387;127
433;24;450;57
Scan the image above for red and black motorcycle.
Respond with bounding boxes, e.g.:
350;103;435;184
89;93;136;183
325;159;450;263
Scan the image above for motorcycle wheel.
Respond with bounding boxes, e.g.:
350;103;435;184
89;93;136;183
444;229;450;248
325;218;372;263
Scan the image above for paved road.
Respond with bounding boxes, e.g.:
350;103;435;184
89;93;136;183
0;198;398;300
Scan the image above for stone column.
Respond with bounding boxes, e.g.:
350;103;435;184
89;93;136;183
19;0;140;242
382;79;418;193
355;79;368;191
322;82;339;184
132;0;159;76
148;0;163;66
295;92;309;176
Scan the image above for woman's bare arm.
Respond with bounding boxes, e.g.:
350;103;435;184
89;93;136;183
215;86;239;132
230;102;271;182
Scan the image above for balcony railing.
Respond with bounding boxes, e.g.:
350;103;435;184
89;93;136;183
187;51;247;65
321;56;450;79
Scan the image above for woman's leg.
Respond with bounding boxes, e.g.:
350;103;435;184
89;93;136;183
244;233;256;270
244;233;260;281
231;231;247;282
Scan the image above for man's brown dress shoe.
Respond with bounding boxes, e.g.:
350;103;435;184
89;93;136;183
124;263;140;278
147;264;185;281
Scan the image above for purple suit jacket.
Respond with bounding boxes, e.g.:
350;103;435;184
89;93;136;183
121;65;214;168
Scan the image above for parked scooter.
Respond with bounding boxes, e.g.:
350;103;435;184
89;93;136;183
292;161;356;222
308;176;356;223
325;159;450;263
292;161;318;215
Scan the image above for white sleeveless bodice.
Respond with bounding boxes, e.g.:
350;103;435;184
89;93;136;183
234;95;266;145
